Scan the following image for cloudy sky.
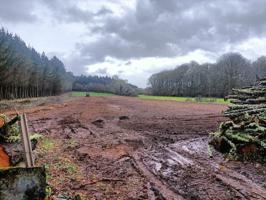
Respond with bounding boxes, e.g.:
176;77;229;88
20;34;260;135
1;0;266;87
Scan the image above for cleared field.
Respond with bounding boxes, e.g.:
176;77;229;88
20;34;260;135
19;96;265;199
72;91;115;97
139;95;229;104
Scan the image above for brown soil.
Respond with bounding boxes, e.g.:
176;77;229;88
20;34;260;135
6;96;266;199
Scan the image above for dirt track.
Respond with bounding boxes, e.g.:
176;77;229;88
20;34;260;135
11;96;266;199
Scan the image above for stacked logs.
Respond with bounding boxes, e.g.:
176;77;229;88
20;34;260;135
209;78;266;162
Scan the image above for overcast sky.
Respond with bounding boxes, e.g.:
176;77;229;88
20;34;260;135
1;0;266;87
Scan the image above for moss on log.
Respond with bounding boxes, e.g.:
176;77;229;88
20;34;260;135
0;167;46;200
210;77;266;162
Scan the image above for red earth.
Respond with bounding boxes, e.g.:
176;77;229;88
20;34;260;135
3;96;266;199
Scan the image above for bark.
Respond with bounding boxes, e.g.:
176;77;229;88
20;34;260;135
210;77;266;162
0;140;37;166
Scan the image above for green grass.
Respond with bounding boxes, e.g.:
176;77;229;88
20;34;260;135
138;95;229;104
71;91;228;104
41;138;55;151
72;91;115;97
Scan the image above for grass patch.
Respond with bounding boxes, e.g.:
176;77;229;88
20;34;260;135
72;91;115;97
30;133;44;140
55;157;78;174
40;138;55;151
138;95;229;104
66;139;79;149
44;156;81;184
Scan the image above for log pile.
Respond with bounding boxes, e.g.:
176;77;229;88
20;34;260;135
209;78;266;162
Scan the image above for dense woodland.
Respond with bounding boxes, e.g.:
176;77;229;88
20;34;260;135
148;53;266;97
0;28;74;99
73;75;138;96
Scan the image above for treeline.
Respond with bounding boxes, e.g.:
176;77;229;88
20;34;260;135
73;75;138;96
0;28;74;100
148;53;266;97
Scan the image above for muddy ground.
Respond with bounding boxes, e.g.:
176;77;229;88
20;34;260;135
4;96;266;199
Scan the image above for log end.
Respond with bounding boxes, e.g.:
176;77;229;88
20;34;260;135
0;145;10;168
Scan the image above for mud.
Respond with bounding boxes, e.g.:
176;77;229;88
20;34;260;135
7;96;266;199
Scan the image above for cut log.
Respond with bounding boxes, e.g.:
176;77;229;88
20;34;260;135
0;145;10;168
258;80;266;85
0;140;37;166
224;108;265;119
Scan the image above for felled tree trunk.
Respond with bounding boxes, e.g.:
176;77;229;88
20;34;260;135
0;140;37;167
0;145;10;167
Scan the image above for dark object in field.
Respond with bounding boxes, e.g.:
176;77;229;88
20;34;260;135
85;93;90;97
119;116;130;120
0;167;46;200
210;77;266;162
92;118;105;128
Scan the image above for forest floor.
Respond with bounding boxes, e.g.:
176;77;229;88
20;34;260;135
3;95;266;199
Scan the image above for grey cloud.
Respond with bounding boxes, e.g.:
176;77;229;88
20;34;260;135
41;0;92;23
96;7;113;16
73;0;266;64
65;7;92;22
125;61;131;66
41;0;112;23
77;33;177;63
2;0;266;74
63;55;92;75
0;0;38;22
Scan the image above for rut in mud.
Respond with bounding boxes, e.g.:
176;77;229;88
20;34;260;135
11;96;266;199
